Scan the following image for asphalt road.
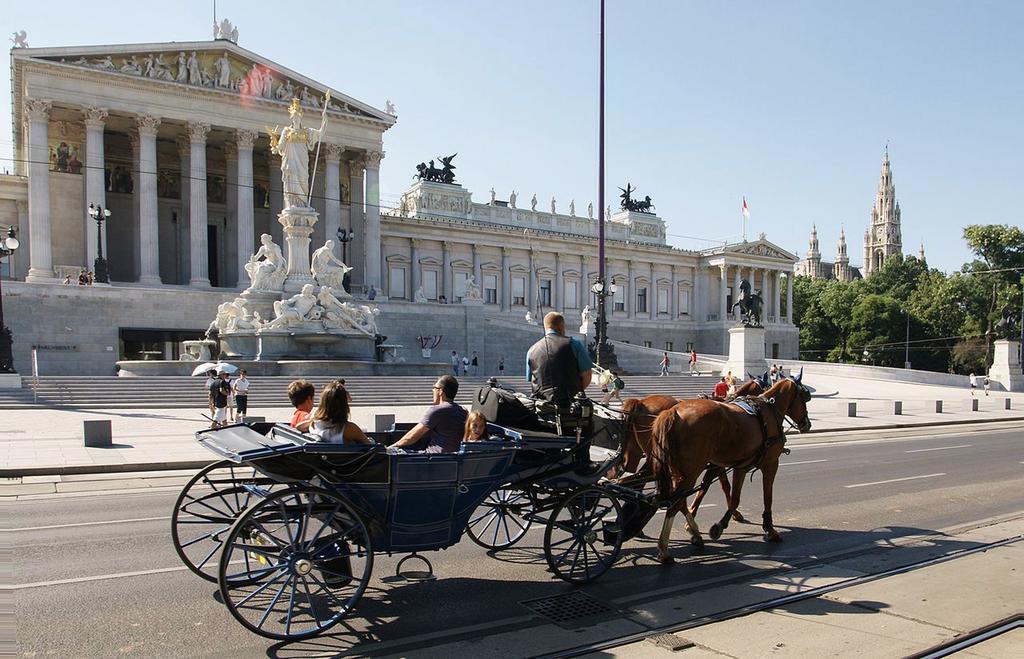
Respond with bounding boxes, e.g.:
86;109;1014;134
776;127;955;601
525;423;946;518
10;422;1024;658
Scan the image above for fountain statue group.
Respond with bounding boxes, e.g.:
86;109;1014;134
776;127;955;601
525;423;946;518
206;96;382;359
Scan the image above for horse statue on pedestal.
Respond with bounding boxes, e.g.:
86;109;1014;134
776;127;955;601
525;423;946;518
730;279;763;327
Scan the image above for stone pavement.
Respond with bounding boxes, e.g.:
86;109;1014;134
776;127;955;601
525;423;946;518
1;388;1022;477
586;516;1024;659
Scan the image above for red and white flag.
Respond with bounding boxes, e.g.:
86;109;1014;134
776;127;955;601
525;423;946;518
741;197;750;219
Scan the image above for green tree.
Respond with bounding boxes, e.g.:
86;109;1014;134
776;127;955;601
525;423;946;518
849;294;905;367
864;253;929;304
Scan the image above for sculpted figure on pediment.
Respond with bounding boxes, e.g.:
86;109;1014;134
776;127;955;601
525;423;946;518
276;79;294;101
93;56;116;70
261;69;274;98
120;56;142;75
186;51;202;86
175;52;187;82
214;52;231;88
300;86;321;108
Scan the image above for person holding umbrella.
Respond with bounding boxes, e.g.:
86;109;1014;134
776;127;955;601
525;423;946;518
210;369;232;428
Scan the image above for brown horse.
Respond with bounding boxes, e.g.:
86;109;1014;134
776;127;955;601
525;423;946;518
647;377;811;563
617;377;767;519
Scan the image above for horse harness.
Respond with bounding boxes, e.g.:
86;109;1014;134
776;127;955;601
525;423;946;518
728;395;791;474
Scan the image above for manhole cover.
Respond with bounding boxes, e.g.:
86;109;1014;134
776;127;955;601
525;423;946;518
519;591;622;629
647;632;695;651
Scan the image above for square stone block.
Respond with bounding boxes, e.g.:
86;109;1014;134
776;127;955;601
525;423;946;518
83;420;112;448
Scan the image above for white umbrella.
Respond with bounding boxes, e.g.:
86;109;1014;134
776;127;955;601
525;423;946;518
190;362;239;377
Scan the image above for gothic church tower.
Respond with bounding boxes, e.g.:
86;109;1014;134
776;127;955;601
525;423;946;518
805;224;821;278
863;147;903;277
833;228;851;281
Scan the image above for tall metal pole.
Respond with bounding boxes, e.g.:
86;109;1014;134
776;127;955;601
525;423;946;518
904;309;910;369
596;0;607;367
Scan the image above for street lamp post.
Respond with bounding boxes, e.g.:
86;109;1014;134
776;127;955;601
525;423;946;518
0;225;22;373
88;203;111;284
335;227;354;292
594;0;617;370
903;308;911;369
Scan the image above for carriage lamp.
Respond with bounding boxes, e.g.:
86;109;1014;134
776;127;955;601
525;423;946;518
88;203;112;284
0;225;20;374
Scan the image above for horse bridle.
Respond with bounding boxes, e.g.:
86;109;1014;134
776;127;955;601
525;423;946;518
764;379;812;434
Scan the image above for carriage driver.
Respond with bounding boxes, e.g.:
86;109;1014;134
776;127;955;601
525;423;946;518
526;312;594;406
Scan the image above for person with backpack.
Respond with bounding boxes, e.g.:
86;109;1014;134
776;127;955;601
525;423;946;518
601;371;625;405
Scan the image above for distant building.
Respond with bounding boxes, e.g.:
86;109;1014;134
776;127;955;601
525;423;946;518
794;225;861;281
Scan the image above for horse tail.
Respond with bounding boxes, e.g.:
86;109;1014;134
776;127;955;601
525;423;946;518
649;407;679;499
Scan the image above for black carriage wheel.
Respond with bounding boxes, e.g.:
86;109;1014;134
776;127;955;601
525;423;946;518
217;487;374;641
466;487;534;550
171;460;279;582
543;486;624;584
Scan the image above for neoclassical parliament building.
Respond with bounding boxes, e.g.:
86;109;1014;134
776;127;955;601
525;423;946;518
0;31;799;375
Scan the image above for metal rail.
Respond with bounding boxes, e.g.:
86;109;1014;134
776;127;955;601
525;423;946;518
907;614;1023;659
530;534;1024;659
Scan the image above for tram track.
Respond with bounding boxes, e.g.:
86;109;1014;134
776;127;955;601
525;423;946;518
529;533;1024;659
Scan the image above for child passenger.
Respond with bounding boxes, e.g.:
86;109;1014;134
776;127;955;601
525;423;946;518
287;379;316;432
310;381;370;444
463;411;488;442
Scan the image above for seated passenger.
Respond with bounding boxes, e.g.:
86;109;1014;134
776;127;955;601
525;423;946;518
287;379;316;432
463;411;488;442
389;375;468;453
309;381;370;444
712;376;729;401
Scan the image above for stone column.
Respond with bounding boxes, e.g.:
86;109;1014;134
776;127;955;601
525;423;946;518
622;260;630;317
323;144;343;256
733;265;742;320
136;115;162;285
176;137;190;284
442;240;452;301
411;238;421;296
579;255;588;309
472;244;482;296
554;252;561;310
13;201;29;280
25;99;54;282
528;249;535;312
785;273;793;323
187;121;211;287
348;157;365;290
692;265;701;320
670;265;678;318
235;129;256;288
774;271;782;321
82;107;108;269
649;262;656;320
719;264;728;321
224;143;239;288
363;151;384;292
501;247;510;312
268;151;284;245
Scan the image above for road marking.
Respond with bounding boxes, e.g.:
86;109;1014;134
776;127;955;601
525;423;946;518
11;565;191;590
845;473;946;489
905;444;972;454
7;515;170;532
781;459;828;466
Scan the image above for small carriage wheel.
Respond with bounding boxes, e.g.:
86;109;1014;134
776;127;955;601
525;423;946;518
543;486;624;584
466;487;534;550
171;460;280;582
217;487;374;641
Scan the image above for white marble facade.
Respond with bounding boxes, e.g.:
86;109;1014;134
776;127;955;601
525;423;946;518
0;35;799;359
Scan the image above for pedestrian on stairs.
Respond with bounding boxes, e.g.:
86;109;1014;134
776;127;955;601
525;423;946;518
689;348;698;376
233;370;250;422
659;352;670;376
451;351;460;376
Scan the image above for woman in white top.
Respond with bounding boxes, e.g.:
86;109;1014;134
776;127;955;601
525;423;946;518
309;381;370;445
233;370;250;421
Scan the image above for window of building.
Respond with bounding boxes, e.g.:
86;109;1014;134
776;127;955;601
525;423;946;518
564;280;578;309
388;266;406;299
686;342;694;352
637;287;648;314
643;340;652;348
512;276;526;306
484;274;498;305
454;271;469;302
539;279;552;307
665;341;674;351
423;270;439;300
679;289;691;315
657;288;669;314
613;281;625;312
726;286;734;309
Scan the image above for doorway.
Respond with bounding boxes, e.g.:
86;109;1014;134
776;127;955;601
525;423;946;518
207;225;219;287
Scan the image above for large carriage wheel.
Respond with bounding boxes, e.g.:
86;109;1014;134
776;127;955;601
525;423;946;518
171;460;282;582
543;486;624;584
466;487;534;550
217;487;373;641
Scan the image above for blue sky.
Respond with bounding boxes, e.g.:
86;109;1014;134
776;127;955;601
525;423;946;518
4;1;1021;272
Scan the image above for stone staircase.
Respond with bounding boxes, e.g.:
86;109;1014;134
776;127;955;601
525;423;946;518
1;373;718;410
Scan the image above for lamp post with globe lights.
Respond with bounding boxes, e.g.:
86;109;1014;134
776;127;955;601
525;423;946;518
0;225;21;373
88;203;111;283
336;227;354;293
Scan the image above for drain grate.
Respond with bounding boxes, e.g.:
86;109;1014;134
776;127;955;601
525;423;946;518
647;632;695;652
519;591;622;629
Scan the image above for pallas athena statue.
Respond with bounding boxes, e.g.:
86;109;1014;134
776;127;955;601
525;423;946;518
267;97;325;210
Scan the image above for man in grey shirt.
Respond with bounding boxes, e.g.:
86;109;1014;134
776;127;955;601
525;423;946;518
389;375;468;452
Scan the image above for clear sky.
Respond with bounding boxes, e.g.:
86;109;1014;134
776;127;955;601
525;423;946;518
3;1;1021;272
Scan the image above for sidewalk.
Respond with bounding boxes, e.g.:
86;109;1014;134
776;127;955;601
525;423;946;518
1;394;1021;477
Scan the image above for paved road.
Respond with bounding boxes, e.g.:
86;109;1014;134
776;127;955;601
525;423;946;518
10;422;1024;658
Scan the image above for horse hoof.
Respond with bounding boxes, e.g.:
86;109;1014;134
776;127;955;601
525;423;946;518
658;553;675;564
690;536;704;549
764;530;783;543
732;511;746;523
709;524;723;541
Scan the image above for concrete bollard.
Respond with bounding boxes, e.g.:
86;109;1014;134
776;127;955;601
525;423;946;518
841;402;857;417
83;420;112;448
375;414;396;433
1005;398;1012;410
892;401;902;416
934;400;943;414
967;399;979;412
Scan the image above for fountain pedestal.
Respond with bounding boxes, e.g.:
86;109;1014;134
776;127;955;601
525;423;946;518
280;207;318;294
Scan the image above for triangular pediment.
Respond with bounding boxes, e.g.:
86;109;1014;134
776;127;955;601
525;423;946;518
721;239;796;261
13;41;394;125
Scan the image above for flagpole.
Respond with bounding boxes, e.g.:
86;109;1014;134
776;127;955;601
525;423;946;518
307;91;331;206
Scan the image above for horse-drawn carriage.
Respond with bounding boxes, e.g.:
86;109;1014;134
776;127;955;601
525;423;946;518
171;403;658;640
171;375;812;640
